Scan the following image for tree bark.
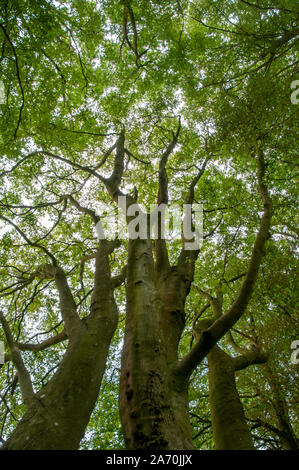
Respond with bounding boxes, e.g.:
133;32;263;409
2;243;119;450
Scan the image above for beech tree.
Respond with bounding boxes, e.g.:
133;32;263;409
0;0;298;450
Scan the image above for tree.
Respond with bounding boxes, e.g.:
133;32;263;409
192;287;268;450
0;0;298;450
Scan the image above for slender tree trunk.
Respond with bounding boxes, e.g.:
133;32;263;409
207;345;255;450
265;365;298;450
3;318;116;450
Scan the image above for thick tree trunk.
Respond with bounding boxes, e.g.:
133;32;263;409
207;345;255;450
3;244;119;450
119;239;194;450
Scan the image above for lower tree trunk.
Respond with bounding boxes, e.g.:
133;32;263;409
119;351;194;450
207;345;255;450
3;244;119;450
119;239;194;450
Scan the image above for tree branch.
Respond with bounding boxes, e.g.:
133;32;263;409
104;130;126;199
111;264;127;289
88;242;113;321
193;283;223;319
0;22;25;137
184;155;210;205
155;119;181;276
64;195;100;225
158;119;181;205
176;153;209;279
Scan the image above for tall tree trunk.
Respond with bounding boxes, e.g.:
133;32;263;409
119;238;194;450
207;345;255;450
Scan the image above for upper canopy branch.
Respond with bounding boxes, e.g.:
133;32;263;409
63;194;100;225
192;317;267;374
155;119;181;276
232;346;268;371
16;330;68;352
226;319;267;369
264;27;299;57
193;283;223;319
98;132;138;215
121;0;147;67
0;22;25;138
226;329;248;355
103;130;126;199
184;155;210;205
0;150;107;180
0;143;130;217
175;148;210;281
